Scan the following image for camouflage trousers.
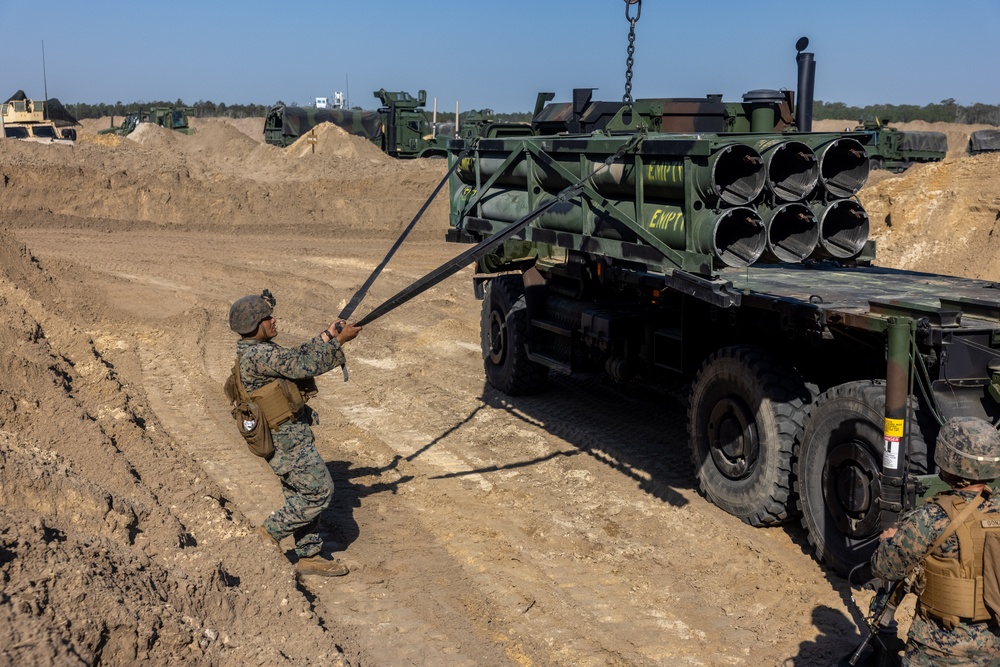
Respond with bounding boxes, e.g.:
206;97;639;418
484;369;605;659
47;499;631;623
262;420;334;558
904;638;1000;667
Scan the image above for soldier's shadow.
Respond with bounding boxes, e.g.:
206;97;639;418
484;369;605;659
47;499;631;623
319;457;410;552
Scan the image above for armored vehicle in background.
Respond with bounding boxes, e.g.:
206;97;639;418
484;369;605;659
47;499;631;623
2;91;77;143
445;35;1000;578
968;129;1000;155
99;106;195;137
852;118;947;172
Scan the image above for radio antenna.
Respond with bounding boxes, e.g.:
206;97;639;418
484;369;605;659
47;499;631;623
41;40;50;119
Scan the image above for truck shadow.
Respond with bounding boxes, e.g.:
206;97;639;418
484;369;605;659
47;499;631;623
474;371;694;508
462;370;876;654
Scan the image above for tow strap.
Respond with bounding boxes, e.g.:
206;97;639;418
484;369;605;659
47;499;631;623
337;141;476;322
344;131;643;328
354;190;574;327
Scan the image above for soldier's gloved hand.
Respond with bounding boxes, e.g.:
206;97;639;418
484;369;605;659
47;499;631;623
328;320;363;345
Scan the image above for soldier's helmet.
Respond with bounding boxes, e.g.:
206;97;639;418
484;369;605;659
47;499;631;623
934;416;1000;481
229;290;276;335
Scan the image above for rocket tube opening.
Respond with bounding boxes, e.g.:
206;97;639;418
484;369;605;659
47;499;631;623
813;199;870;259
765;141;818;202
710;144;765;206
762;202;818;263
817;138;870;198
713;207;766;268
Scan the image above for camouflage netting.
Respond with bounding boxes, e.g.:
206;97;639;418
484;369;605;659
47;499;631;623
897;130;948;152
265;104;382;145
969;129;1000;154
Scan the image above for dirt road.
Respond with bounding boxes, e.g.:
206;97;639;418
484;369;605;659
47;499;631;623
2;117;997;666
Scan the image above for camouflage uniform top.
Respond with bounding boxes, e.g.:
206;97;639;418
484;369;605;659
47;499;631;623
871;488;1000;657
236;335;345;426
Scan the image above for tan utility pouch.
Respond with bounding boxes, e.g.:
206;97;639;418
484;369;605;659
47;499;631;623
250;377;317;429
224;359;275;459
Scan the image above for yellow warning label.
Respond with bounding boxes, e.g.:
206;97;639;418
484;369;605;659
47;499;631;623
884;418;905;438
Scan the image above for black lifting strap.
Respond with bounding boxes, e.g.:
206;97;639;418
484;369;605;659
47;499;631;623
351;132;644;328
337;141;476;323
355;190;573;327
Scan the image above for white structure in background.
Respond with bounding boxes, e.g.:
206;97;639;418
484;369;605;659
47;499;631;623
315;92;346;109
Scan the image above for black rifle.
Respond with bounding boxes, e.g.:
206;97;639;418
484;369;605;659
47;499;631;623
848;570;917;666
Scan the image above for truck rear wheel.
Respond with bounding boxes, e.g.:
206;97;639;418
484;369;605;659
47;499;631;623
796;380;929;578
481;276;548;395
688;346;813;526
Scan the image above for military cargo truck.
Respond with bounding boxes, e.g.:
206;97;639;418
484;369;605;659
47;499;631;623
373;88;450;158
2;91;77;143
968;129;1000;155
444;40;1000;578
265;89;466;158
853;118;947;172
263;104;383;148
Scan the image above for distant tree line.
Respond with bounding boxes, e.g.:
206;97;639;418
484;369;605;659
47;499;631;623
814;98;999;125
66;99;271;120
65;98;998;126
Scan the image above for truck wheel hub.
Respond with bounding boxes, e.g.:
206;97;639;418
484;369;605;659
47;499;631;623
822;442;882;538
707;397;758;479
487;311;507;365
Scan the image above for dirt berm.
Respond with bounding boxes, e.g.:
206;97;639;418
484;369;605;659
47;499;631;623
1;117;998;666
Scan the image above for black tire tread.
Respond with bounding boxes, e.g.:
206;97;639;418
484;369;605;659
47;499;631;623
795;380;929;577
481;276;548;396
688;345;813;527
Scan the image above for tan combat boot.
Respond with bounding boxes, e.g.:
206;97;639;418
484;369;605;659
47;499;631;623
295;554;349;577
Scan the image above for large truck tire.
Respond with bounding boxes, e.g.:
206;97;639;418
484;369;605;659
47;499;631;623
688;346;813;527
481;276;548;396
796;380;929;579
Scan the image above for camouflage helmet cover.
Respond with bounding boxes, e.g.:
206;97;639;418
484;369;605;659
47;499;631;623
934;416;1000;481
229;289;276;335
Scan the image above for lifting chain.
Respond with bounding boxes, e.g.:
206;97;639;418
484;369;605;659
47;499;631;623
623;0;641;106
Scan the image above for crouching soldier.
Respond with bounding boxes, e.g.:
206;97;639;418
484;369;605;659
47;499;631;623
229;289;362;577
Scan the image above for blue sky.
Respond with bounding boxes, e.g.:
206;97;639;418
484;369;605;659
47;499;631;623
2;0;997;113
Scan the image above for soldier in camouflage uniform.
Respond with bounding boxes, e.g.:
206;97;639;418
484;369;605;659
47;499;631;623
229;290;362;577
871;416;1000;666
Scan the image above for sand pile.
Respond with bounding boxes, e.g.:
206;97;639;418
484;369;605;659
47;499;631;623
0;227;348;665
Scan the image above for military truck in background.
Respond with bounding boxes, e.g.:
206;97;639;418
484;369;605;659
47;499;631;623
264;89;512;158
373;88;450;158
854;118;947;172
99;106;195;137
1;91;78;143
444;37;1000;579
262;104;383;148
968;129;1000;155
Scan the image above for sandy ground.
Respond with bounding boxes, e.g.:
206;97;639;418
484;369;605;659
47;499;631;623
1;116;999;666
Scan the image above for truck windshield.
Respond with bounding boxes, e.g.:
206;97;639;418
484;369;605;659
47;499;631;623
32;126;56;138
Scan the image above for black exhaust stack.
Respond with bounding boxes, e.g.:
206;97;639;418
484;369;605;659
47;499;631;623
795;37;815;132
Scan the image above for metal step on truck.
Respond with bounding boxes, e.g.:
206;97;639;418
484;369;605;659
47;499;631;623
443;34;1000;578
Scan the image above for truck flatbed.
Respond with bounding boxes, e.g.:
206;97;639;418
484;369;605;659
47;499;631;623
719;263;1000;327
